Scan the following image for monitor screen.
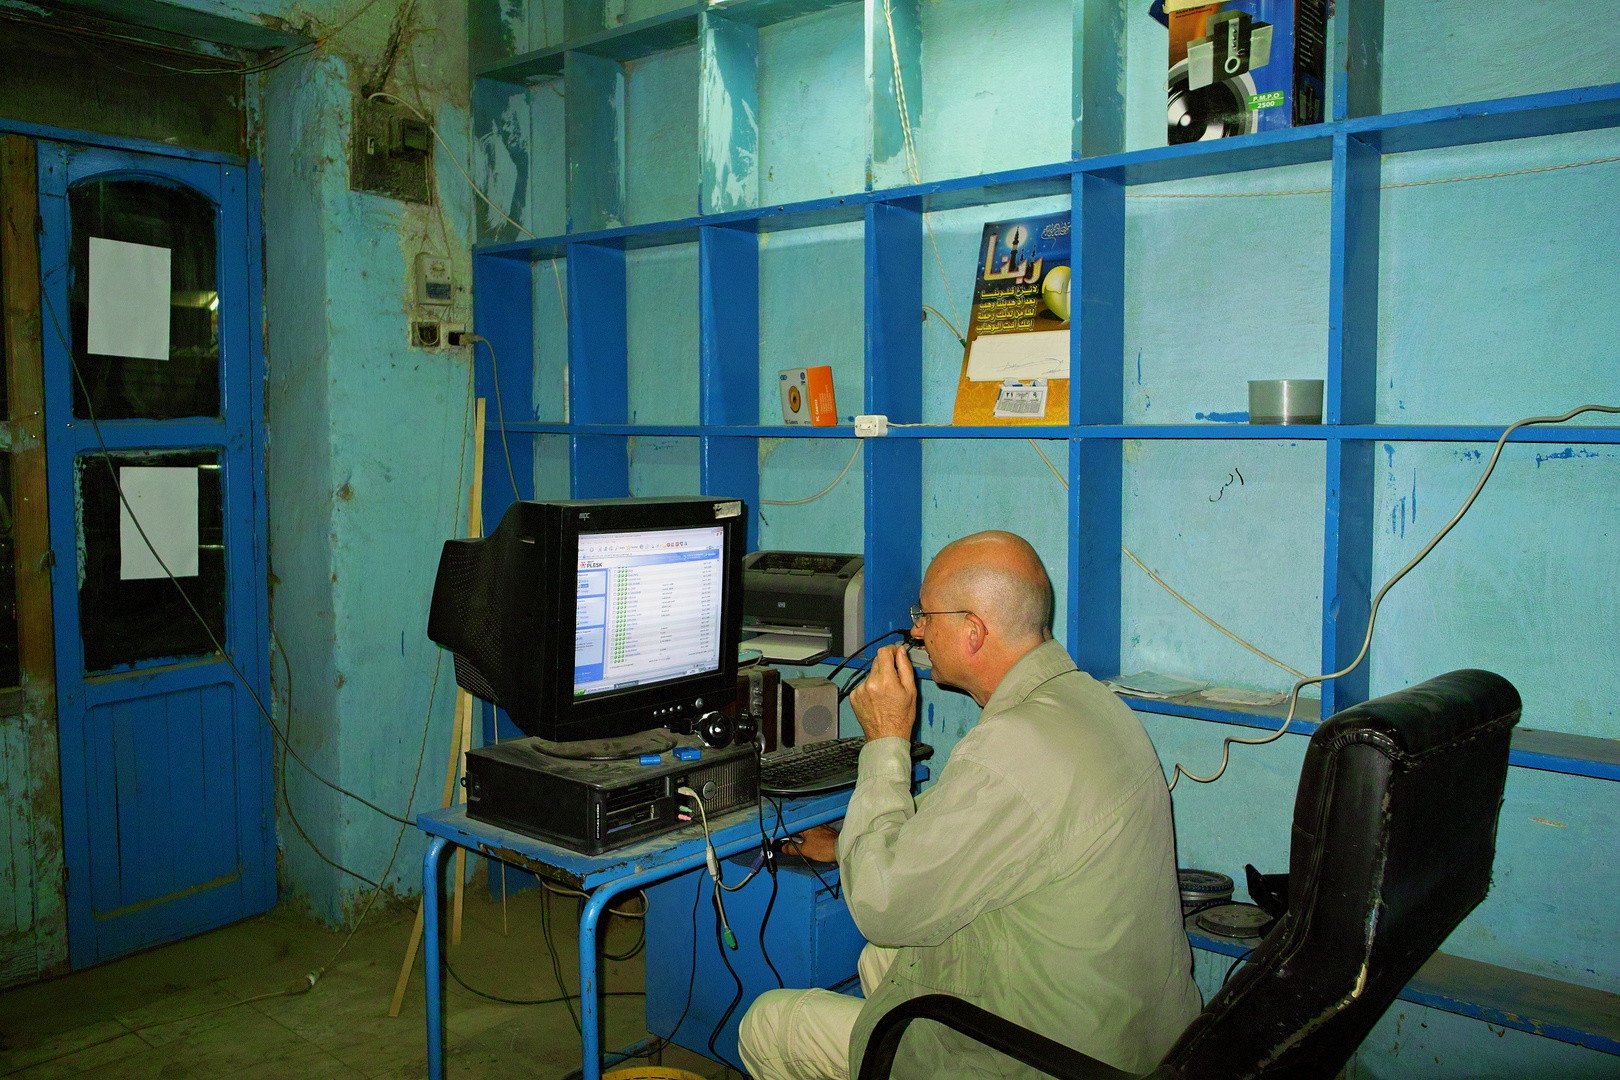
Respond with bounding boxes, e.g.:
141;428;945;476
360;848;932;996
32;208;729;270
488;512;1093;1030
574;524;726;698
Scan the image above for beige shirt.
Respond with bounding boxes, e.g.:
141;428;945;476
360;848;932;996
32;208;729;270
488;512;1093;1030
839;640;1201;1079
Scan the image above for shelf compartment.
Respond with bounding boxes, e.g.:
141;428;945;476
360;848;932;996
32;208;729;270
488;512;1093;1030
1119;439;1327;699
709;0;859;26
477;5;705;84
1368;441;1620;751
628;434;702;496
627;243;700;423
1123;162;1332;426
906;0;1074;188
625;45;702;225
1381;0;1620;122
754;2;865;206
1373;129;1620;427
758;219;865;425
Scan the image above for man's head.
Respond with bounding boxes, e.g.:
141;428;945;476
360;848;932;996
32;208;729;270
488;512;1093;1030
912;531;1053;705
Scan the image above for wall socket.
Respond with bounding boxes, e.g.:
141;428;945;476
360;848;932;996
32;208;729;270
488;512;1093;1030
410;322;467;350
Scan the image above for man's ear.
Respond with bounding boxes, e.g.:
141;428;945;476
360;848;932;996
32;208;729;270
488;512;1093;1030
964;614;987;654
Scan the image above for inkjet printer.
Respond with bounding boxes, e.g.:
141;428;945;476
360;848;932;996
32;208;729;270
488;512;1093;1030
741;551;864;664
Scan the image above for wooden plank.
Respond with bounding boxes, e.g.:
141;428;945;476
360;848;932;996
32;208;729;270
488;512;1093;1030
0;133;68;981
1404;952;1620;1056
1186;935;1620;1056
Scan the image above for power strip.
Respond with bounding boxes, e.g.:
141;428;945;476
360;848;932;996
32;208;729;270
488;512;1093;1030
854;414;889;437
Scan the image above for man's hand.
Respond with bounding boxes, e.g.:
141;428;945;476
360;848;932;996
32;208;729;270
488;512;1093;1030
850;644;918;743
784;824;839;863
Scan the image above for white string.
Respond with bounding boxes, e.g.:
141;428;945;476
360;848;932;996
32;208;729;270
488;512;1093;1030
760;442;863;506
1026;439;1306;680
1028;408;1620;791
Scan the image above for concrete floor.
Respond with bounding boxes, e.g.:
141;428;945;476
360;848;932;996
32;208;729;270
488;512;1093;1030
0;874;733;1080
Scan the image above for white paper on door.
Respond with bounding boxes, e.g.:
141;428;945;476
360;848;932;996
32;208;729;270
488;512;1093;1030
119;467;199;580
88;237;171;361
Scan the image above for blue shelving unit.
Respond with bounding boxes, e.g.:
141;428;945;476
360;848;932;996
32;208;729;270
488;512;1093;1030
465;2;1620;783
465;0;1620;1058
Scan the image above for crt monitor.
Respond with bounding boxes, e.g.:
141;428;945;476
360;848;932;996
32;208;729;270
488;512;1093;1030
427;496;746;742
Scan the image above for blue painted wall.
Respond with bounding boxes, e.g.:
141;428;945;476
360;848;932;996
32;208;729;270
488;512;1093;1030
157;0;482;924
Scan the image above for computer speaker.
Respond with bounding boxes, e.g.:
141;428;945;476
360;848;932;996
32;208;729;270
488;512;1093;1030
780;677;838;748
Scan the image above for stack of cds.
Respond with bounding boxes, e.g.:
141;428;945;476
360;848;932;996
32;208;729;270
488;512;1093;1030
1179;868;1234;914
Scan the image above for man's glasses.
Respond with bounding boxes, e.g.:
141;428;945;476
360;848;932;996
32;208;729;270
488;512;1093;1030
909;605;973;625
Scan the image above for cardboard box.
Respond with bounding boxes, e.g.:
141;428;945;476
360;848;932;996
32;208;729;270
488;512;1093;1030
1162;0;1326;144
779;366;837;426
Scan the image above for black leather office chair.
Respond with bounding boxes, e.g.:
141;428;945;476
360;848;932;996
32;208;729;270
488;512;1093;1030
855;669;1521;1080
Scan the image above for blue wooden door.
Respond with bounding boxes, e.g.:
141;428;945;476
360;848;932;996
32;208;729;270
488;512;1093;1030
36;142;272;967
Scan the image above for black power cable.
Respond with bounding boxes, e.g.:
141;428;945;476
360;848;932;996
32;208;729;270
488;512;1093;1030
707;892;749;1075
752;743;786;989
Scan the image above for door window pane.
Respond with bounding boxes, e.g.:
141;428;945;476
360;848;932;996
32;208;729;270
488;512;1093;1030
76;449;225;673
69;178;220;420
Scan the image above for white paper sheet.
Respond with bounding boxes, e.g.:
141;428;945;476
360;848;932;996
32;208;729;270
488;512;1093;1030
119;467;199;580
964;329;1070;382
742;633;830;664
88;237;171;361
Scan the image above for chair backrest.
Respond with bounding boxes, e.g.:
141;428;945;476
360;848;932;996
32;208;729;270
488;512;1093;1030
1162;670;1521;1080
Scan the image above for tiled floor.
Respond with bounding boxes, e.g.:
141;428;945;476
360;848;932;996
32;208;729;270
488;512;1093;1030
0;875;731;1080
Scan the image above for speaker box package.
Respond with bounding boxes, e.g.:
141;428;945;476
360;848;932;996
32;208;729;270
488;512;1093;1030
778;366;837;426
780;677;839;748
1160;0;1326;145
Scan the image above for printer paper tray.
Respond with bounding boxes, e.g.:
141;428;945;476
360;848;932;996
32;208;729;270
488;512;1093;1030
743;632;830;664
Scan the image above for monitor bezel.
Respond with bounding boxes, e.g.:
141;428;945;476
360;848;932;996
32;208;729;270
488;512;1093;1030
548;498;744;740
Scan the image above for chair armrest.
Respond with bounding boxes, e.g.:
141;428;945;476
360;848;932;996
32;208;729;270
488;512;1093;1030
854;994;1170;1080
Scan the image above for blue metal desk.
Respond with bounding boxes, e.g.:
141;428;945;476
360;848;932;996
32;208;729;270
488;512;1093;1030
415;791;858;1080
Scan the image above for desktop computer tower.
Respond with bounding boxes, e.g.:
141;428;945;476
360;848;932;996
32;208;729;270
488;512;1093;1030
644;856;865;1066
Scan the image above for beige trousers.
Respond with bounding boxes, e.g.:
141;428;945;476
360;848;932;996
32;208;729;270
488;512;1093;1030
736;945;898;1080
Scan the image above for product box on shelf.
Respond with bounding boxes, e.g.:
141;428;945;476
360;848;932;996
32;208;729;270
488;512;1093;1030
1157;0;1327;144
779;366;837;426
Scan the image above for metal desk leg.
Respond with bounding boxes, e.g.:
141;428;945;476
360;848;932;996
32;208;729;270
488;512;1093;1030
578;879;648;1080
423;837;453;1080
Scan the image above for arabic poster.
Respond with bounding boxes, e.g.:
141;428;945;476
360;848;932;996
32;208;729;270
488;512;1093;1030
952;211;1071;425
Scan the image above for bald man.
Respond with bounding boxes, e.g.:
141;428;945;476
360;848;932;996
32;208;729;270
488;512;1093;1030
738;531;1199;1080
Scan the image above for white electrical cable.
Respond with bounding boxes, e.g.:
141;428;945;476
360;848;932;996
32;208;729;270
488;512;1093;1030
1029;407;1620;791
760;441;863;506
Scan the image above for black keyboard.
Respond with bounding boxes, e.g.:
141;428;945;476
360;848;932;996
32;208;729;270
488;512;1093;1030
760;737;934;797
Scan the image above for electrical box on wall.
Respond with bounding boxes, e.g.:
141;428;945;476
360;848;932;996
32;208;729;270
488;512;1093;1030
415;253;453;305
350;97;432;203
